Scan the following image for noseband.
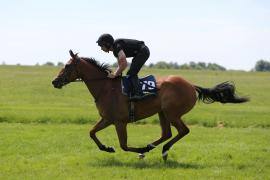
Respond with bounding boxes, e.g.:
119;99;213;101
53;58;80;88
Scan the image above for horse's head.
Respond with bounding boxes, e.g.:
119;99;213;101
52;50;81;89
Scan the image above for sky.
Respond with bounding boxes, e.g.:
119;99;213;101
0;0;269;70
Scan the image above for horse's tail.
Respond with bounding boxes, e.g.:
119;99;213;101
194;81;249;104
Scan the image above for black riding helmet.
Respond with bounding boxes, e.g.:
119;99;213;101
96;34;114;49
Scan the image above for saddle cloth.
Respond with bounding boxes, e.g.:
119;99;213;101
121;75;158;96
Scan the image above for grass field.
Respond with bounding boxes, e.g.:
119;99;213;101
0;65;270;179
1;65;270;127
0;123;269;179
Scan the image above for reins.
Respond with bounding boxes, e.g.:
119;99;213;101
71;57;109;83
72;77;108;83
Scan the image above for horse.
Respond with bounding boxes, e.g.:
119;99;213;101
52;50;249;161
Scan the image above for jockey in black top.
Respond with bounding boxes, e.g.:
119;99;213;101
96;33;152;101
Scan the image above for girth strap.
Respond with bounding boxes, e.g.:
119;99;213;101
128;101;135;122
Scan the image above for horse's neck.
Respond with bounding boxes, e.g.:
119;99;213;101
84;77;120;102
86;79;106;95
79;67;109;101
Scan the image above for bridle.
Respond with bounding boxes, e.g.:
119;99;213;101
54;57;81;87
52;50;123;103
58;56;109;83
56;55;111;102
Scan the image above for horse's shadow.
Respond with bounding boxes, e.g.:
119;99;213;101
88;157;204;169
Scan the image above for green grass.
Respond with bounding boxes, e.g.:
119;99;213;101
1;65;270;128
0;123;269;179
0;65;96;124
1;65;270;179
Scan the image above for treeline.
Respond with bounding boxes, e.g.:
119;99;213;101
111;61;226;71
148;61;226;71
110;59;270;72
14;59;270;72
41;62;64;66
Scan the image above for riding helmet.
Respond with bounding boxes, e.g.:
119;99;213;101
96;34;114;47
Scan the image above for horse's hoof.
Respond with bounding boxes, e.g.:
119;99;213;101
162;151;168;161
138;153;145;159
107;147;115;153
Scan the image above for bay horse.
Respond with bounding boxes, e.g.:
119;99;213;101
52;50;249;160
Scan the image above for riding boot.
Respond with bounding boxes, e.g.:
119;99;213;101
129;76;144;101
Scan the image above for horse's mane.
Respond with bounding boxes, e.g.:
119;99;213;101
81;57;112;73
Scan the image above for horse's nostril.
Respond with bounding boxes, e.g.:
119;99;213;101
52;79;60;88
52;80;57;85
52;78;64;89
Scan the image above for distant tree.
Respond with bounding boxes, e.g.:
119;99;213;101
189;61;197;69
169;62;180;69
255;60;270;72
43;62;55;66
57;62;64;66
154;61;170;69
137;60;226;70
207;63;226;71
197;62;206;69
179;63;190;69
148;63;155;68
207;63;216;70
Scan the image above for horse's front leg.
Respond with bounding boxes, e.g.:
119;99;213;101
90;118;115;153
115;121;151;154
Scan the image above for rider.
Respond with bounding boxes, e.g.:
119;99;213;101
96;33;152;101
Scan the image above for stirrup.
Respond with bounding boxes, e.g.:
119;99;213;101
143;92;156;97
128;101;135;122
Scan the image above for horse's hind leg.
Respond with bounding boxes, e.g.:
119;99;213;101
143;112;172;153
137;112;172;159
161;115;190;161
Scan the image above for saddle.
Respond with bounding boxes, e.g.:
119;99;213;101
121;75;158;122
121;75;158;97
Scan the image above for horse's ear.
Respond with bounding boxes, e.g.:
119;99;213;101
69;50;79;62
69;50;75;59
